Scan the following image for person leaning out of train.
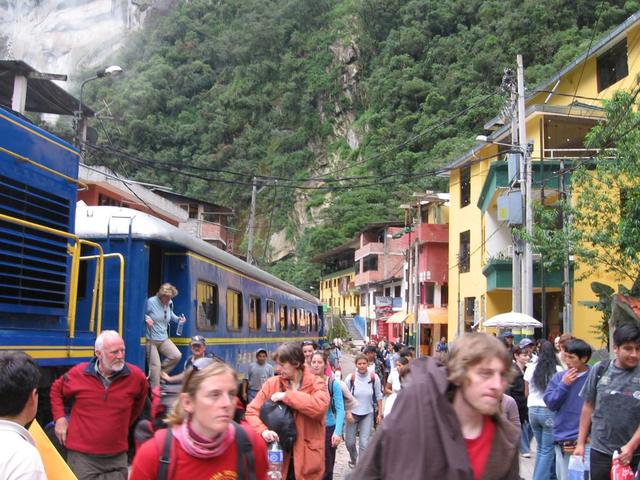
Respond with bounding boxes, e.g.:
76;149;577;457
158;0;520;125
51;330;148;480
130;358;268;479
145;283;186;388
246;342;330;480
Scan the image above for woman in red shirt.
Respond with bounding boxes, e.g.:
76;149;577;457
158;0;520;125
130;359;268;480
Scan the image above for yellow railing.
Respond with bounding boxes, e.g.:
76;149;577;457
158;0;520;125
79;253;124;336
0;212;113;338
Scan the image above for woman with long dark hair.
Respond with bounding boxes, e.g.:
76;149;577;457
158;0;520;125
310;351;345;480
524;340;562;480
507;344;532;457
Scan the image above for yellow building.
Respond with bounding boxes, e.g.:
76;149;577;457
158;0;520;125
313;241;360;320
447;11;640;347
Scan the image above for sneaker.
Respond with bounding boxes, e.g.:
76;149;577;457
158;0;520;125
348;461;356;469
520;452;531;458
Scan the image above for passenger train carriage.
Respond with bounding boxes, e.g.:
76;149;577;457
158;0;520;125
0;105;323;417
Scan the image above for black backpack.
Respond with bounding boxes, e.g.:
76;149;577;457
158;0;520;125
157;422;255;480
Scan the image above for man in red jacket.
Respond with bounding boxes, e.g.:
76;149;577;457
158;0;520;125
51;330;147;479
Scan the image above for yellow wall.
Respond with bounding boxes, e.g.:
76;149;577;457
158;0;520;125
448;19;640;347
319;270;359;317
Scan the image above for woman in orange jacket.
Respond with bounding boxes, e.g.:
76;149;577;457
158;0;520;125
246;342;330;480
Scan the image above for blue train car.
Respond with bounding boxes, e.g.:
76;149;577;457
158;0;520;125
0;105;323;421
74;205;323;376
0;106;100;369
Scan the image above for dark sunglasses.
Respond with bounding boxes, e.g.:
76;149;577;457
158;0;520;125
183;357;223;391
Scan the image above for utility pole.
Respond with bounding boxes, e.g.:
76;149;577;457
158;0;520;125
246;176;257;265
504;67;523;314
517;54;534;317
414;239;420;356
560;158;573;333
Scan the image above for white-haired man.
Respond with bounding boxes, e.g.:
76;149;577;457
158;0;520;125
51;330;147;479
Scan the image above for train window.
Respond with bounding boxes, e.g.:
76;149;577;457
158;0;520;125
226;289;243;331
291;308;298;330
266;300;276;332
314;313;319;331
298;308;306;332
279;305;288;331
197;281;219;330
250;296;262;331
306;311;312;332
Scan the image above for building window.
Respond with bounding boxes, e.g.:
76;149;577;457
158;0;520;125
360;293;366;306
424;284;435;306
279;305;288;331
226;289;243;331
460;166;471;207
249;296;261;331
266;300;276;332
464;296;476;327
441;285;448;307
196;281;218;330
459;230;470;273
362;255;378;272
597;40;628;92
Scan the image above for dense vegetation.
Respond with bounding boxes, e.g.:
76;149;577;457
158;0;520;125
83;0;639;291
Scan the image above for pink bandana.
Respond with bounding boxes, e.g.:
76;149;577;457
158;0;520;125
172;420;235;459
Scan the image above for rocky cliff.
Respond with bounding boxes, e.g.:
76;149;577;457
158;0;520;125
0;0;174;82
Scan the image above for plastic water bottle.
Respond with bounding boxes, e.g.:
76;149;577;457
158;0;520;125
267;442;283;480
176;315;186;336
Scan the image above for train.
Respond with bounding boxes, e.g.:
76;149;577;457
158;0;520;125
0;105;323;417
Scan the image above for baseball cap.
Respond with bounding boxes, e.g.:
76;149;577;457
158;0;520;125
321;342;331;350
191;335;206;345
518;338;534;349
501;330;514;338
256;348;268;356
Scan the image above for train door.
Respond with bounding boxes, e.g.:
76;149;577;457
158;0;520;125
147;244;163;297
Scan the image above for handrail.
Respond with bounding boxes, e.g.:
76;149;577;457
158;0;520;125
81;253;125;336
0;212;102;338
0;145;88;191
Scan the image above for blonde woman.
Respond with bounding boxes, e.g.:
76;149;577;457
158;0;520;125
145;283;186;387
130;359;268;479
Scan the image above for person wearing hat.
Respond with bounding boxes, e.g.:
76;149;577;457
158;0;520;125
145;283;187;388
243;348;274;404
501;330;515;354
160;336;214;384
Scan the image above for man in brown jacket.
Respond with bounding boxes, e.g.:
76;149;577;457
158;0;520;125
351;333;520;480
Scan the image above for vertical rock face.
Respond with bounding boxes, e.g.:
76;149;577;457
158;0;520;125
0;0;171;81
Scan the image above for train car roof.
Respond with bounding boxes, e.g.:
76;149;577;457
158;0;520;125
75;205;321;306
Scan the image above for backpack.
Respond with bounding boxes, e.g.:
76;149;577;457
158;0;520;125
595;359;611;386
157;422;255;480
327;376;336;416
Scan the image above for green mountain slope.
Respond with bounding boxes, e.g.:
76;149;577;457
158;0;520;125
84;0;638;291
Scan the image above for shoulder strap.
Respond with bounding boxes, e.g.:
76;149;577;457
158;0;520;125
370;373;377;406
234;422;255;480
158;428;173;480
349;373;355;394
595;359;611;386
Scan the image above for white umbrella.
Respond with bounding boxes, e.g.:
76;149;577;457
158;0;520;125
483;312;543;328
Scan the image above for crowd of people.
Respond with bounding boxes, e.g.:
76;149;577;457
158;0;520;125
1;319;640;480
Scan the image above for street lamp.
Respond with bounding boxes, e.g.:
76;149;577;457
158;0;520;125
76;65;124;147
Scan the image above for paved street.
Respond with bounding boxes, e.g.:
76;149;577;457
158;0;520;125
332;348;534;479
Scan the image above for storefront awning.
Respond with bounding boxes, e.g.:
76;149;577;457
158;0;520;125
386;312;414;324
419;307;449;324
